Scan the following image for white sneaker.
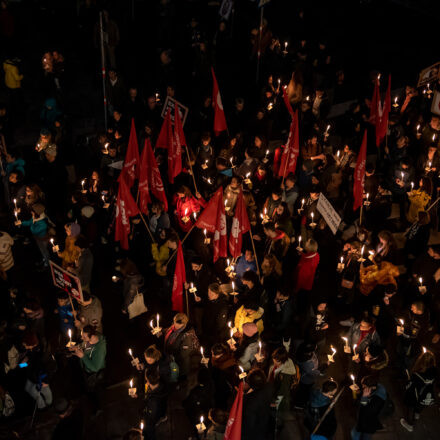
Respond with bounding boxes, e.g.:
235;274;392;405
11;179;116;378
339;318;354;327
400;418;414;432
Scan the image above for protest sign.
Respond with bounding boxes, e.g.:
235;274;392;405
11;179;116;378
317;193;341;235
49;261;84;303
161;96;189;126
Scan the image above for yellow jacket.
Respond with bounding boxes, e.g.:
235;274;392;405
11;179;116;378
234;305;264;334
3;60;23;89
59;236;81;268
151;243;169;276
407;189;430;223
359;261;399;295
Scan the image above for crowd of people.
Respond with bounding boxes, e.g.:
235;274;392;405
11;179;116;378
0;1;440;439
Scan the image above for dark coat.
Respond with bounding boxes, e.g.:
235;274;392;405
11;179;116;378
142;383;168;440
202;296;229;347
355;384;386;434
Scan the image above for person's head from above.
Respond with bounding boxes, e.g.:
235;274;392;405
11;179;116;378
208;283;220;301
56;291;69;307
78;290;92;306
81;325;99;344
400;158;410;170
413;349;436;373
65;222;81;238
31;203;45;219
122;428;142;440
254;135;264;148
247;368;267;390
166;85;175;97
405;85;416;97
26;184;40;198
128;87;137;99
365;163;375;176
430;115;440;131
272;188;282;201
202;95;211;107
160;49;171;65
108;69;117;81
166;231;179;250
321;379;338;398
147;95;156;109
365;344;383;362
91;170;99;181
396;135;409;149
108;145;117;157
359;315;374;331
45;145;57;162
8;170;23;184
144;344;161;365
113;110;122;121
201;132;211;147
235;97;244;111
343;144;352;153
190;256;202;272
242;270;259;290
230;176;241;189
173;313;188;330
285;173;296;189
22;331;39;351
256;109;265;120
151;202;164;216
145;370;161;390
208;408;228;427
275;202;288;216
378;230;394;248
242;299;259;316
316;301;327;313
308;135;318;146
263;221;277;238
411;301;424;316
256;164;267;177
244;249;254;262
310;185;321;200
211;342;229;358
304;238;318;253
275;288;290;302
360;375;378;395
272;346;289;367
176;185;191;199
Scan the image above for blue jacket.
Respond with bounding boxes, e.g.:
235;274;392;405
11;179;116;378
21;217;48;237
57;304;74;333
236;256;257;285
6;158;25;176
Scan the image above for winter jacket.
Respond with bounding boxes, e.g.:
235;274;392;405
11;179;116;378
202;296;229;347
77;248;93;290
122;273;145;311
237;339;259;371
347;323;381;355
234;306;264;335
142;383;168;440
59;236;81;268
211;352;239;409
268;358;297;411
407;189;430;224
56;303;74;333
404;367;437;408
5;158;25;176
80;335;106;373
294;252;320;292
298;352;320;385
206;424;226;440
183;382;215;425
3;59;23;89
359;261;399;295
21;216;48;238
151;242;169;276
305;389;337;438
355;384;387;434
235;256;257;284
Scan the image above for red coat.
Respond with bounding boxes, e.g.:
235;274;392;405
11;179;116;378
173;194;206;232
294;251;320;291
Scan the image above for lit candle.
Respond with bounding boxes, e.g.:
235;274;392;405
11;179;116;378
393;97;399;108
13;198;17;210
350;374;356;386
366;193;369;202
150;320;155;330
140;422;144;431
428;161;432;169
155;93;159;103
81;179;86;191
411;182;414;190
156;314;160;329
311;212;314;223
328;345;337;362
401;172;404;181
277;78;281;88
238;365;247;380
298;235;302;247
128;378;136;396
104;142;109;154
301;199;305;209
337;150;340;158
196;416;206;433
342;336;349;350
128;348;134;360
419;277;423;286
325;124;331;135
258;340;262;356
353;344;357;355
14;210;18;221
265;149;269;158
230;329;234;339
204;229;207;238
207;178;213;184
416;124;420;134
423;346;427;354
68;329;72;345
193;212;197;221
433;134;436;142
399;319;404;326
340;256;344;264
284;41;288;52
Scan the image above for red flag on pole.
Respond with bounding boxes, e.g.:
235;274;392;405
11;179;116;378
211;67;228;136
278;110;300;178
353;130;368;211
120;118;140;187
139;139;168;214
171;242;186;312
282;86;294;117
376;75;391;147
369;77;380;125
224;382;244;440
195;187;227;262
115;176;139;249
156;109;172;149
229;190;251;259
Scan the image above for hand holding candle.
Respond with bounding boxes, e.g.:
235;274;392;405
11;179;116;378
238;365;247;380
66;328;75;347
342;336;350;353
128;378;137;397
327;345;337;363
196;416;206;433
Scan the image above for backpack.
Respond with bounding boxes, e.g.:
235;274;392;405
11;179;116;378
414;373;435;406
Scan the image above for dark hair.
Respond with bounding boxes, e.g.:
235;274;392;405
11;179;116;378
243;299;259;311
272;347;289;364
144;345;162;362
208;283;220;294
211;343;228;356
322;379;338;394
242;270;259;286
57;290;69;300
122;429;142;440
272;188;282;197
82;291;91;302
366;163;375;174
263;221;276;232
247;368;267;390
191;256;203;265
412;301;425;313
82;325;98;338
361;375;378;389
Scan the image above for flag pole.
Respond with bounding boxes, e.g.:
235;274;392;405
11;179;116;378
184;146;199;194
280;149;290;187
185;288;190;317
164;224;196;267
311;387;345;435
359;204;363;226
249;230;261;276
139;212;156;243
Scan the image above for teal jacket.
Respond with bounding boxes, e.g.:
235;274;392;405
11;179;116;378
80;335;106;373
21;217;48;237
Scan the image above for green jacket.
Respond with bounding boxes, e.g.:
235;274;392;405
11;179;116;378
80;335;106;373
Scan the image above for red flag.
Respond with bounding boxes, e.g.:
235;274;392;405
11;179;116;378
278;110;300;178
156;109;172;149
195;187;227;262
139;139;168;214
224;382;244;440
168;109;182;183
353;130;368;211
376;75;391;147
229;190;250;259
282;86;294;117
171;242;186;312
369;77;380;125
120;118;140;187
211;68;228;136
115;177;139;250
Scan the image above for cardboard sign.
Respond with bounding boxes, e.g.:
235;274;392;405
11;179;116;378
317;193;341;235
49;261;84;303
417;62;440;88
431;91;440;116
161;96;189;126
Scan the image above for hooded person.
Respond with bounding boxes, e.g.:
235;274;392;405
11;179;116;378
236;322;260;371
58;222;81;269
233;299;264;337
40;97;62;131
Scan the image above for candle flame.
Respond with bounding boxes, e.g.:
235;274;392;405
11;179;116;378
239;366;244;373
128;348;132;356
419;277;423;285
423;346;427;353
68;329;72;339
140;422;144;430
331;346;336;354
399;319;404;326
200;415;204;424
350;374;355;381
129;379;133;388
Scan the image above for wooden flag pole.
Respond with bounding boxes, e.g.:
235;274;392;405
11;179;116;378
139;212;156;243
184;146;199;195
311;387;345;435
249;230;261;276
164;224;197;267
